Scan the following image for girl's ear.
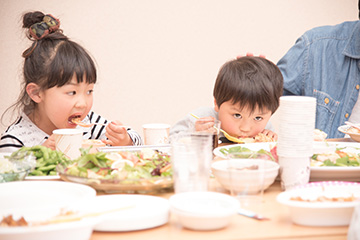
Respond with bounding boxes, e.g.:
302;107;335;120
26;83;42;103
214;98;219;112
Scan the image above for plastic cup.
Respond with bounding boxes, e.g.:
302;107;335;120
53;129;83;159
143;123;171;145
171;132;213;193
227;152;270;213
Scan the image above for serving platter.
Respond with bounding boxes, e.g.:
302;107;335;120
213;142;360;182
58;145;173;194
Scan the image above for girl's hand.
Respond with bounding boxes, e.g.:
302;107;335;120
42;134;56;150
237;53;266;59
261;129;278;141
195;117;216;132
102;120;133;146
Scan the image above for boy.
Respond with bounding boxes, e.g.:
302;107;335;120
170;56;283;144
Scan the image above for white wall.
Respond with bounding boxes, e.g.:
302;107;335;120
0;0;358;139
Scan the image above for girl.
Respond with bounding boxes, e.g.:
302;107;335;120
0;11;142;153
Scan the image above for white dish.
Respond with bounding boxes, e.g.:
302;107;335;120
277;181;360;226
338;125;360;142
77;194;170;231
169;191;239;231
214;142;360;182
0;181;96;221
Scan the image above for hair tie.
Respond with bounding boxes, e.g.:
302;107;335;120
29;14;60;40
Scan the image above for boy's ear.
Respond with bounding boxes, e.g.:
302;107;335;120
214;98;219;112
26;83;42;103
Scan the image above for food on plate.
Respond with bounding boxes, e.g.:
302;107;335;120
290;195;358;202
60;149;172;181
311;148;360;167
0;215;28;227
218;145;277;162
9;146;71;176
347;127;360;134
82;139;106;153
313;129;328;141
235;133;275;143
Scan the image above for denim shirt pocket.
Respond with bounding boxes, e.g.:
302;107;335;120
313;89;340;135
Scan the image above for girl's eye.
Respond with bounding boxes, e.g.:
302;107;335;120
87;89;94;95
234;113;242;119
67;91;76;96
254;116;263;121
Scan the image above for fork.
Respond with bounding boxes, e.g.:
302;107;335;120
190;113;245;143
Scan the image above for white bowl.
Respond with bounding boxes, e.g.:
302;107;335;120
277;181;360;226
211;159;279;193
169;191;239;230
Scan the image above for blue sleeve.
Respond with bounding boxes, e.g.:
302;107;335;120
277;34;310;96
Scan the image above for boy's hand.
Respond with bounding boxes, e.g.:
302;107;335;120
42;134;56;150
102;120;133;146
261;129;278;141
195;117;216;132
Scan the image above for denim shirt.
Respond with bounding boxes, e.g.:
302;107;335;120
277;21;360;138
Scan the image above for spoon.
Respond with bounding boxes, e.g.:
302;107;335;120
190;113;245;143
345;121;360;131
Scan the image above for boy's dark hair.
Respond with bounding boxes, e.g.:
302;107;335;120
213;56;283;114
6;11;97;117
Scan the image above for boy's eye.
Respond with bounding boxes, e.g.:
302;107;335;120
87;89;94;95
254;116;263;121
67;91;76;96
234;113;242;119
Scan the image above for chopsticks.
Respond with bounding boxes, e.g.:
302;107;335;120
190;113;245;143
37;205;136;225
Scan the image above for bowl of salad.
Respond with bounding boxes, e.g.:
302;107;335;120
0;153;36;183
57;146;173;193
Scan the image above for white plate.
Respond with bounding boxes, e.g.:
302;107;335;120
0;217;98;240
213;142;360;182
277;181;360;226
78;194;170;231
0;181;96;221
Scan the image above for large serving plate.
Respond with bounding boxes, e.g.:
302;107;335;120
78;194;170;231
58;145;173;194
277;181;360;226
214;142;360;182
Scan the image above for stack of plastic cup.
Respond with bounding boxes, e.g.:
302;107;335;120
277;96;316;190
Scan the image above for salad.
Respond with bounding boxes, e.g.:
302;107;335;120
311;147;360;167
218;145;277;162
59;148;172;181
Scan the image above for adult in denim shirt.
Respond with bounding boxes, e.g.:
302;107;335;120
277;21;360;138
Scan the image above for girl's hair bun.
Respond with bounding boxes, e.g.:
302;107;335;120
23;11;45;29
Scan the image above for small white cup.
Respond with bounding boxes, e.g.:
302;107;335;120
278;155;310;190
53;129;83;159
143;123;171;145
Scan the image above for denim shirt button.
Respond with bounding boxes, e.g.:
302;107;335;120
356;85;360;90
324;98;330;104
345;113;349;118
